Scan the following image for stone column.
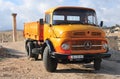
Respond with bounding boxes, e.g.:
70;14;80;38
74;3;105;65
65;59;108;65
12;13;17;42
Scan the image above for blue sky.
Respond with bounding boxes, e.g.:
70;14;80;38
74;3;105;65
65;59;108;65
0;0;120;30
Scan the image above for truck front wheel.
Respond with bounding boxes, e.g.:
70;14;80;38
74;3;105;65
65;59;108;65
43;46;58;72
94;58;102;70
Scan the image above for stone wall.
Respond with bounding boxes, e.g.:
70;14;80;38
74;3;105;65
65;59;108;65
107;36;120;50
0;30;24;43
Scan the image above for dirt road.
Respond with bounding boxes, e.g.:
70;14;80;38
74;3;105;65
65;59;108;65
0;41;120;79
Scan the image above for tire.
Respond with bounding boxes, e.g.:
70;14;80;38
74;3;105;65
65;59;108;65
43;46;57;72
28;41;39;60
25;40;29;55
94;58;102;70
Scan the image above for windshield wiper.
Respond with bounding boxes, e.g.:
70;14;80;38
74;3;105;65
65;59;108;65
53;21;97;26
81;23;97;26
68;21;84;24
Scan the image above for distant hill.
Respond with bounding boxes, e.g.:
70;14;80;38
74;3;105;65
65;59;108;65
0;29;23;32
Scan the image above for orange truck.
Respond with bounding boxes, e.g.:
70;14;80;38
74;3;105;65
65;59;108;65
23;6;111;72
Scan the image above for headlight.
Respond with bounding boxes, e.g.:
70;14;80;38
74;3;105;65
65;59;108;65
61;43;70;50
103;43;108;50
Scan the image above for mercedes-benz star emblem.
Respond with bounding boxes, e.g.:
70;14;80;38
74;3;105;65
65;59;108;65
84;41;92;49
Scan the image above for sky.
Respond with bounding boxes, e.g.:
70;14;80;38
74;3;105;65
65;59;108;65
0;0;120;30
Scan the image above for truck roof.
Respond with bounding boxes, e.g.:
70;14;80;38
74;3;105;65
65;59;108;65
45;6;95;14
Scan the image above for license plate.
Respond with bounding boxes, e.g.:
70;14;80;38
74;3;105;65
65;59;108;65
71;55;84;59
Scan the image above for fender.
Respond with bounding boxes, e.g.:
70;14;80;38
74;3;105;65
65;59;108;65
42;40;56;58
45;40;55;52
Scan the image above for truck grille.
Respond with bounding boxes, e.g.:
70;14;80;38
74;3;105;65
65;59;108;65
73;32;85;36
73;31;101;37
71;40;102;50
91;32;101;36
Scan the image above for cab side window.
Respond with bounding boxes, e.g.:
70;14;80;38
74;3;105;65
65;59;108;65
45;14;50;24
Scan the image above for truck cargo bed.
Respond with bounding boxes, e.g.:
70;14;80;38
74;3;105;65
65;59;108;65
24;22;44;41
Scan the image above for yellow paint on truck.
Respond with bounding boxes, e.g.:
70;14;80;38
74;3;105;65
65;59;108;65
23;6;111;72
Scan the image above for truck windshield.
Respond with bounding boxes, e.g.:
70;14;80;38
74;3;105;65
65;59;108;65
53;8;97;26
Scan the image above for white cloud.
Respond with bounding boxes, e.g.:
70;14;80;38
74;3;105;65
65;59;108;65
78;0;120;26
0;0;66;30
0;0;14;30
58;0;64;2
0;0;120;30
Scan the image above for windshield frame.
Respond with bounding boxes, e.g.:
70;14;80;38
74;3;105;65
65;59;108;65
52;8;98;26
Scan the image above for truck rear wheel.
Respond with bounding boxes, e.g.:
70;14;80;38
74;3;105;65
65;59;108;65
25;39;29;55
27;41;39;60
43;46;57;72
94;58;102;70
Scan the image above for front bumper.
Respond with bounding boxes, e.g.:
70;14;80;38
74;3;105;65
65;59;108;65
54;52;111;61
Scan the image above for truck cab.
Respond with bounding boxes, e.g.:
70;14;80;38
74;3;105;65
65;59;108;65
24;6;111;72
44;7;108;55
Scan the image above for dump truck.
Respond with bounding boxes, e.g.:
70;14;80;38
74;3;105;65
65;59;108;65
23;6;111;72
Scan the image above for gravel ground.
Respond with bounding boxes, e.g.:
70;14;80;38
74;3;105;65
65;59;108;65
0;41;120;79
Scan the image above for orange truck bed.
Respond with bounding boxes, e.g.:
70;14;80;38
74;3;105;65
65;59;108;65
23;22;44;41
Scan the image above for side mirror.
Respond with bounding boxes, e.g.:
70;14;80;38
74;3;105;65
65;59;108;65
100;21;103;27
40;19;43;25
